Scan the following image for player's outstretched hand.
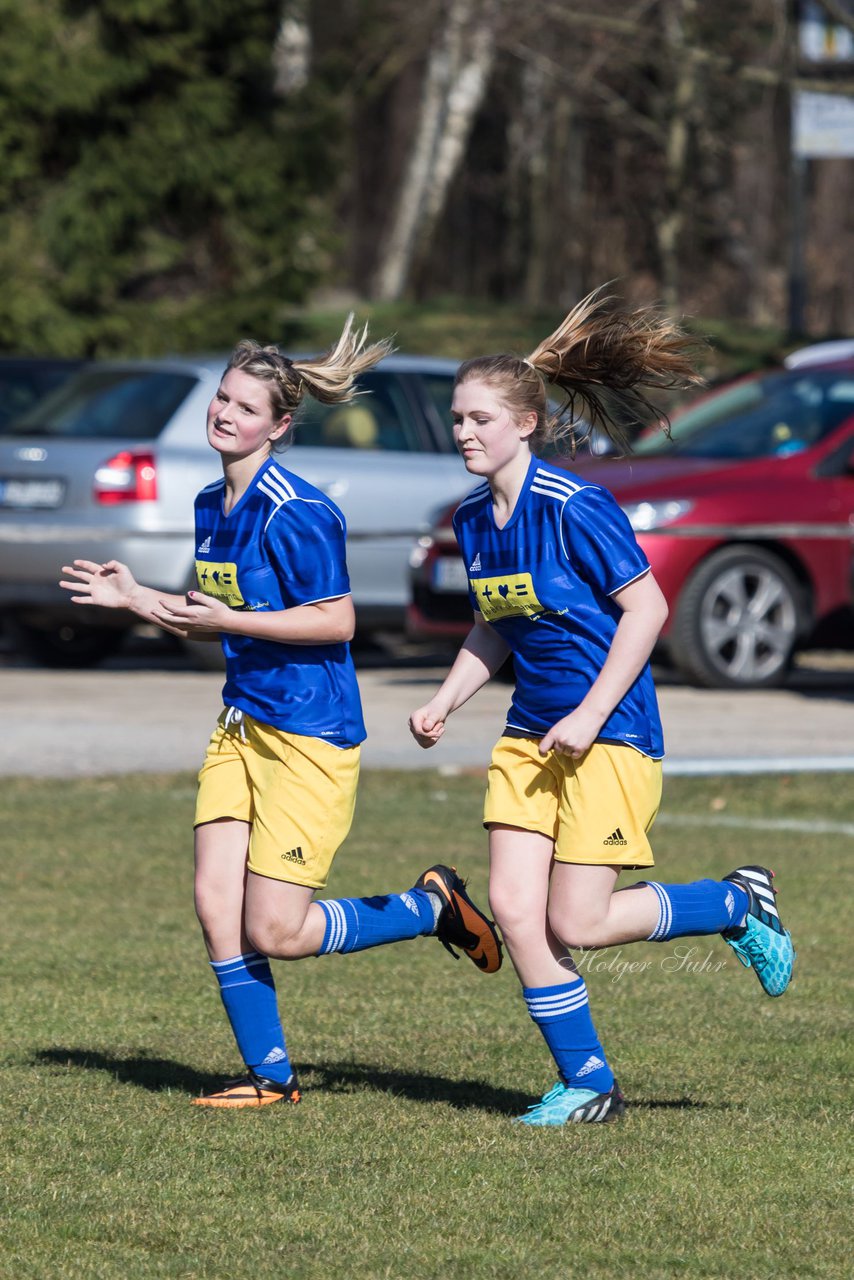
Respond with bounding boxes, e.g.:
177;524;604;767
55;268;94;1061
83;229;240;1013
59;559;139;610
409;702;447;749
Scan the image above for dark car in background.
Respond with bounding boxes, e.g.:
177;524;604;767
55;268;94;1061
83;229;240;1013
0;353;466;665
409;359;854;689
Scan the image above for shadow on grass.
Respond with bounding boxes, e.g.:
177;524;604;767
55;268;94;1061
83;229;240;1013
33;1047;528;1113
297;1059;532;1113
32;1048;727;1115
33;1048;223;1098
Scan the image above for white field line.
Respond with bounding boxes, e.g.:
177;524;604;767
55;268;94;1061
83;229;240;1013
657;813;854;839
664;756;854;776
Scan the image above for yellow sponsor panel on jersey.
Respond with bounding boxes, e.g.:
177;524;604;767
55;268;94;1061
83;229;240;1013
471;572;543;622
195;560;244;607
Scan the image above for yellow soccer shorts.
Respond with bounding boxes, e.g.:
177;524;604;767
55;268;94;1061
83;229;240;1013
195;710;360;890
484;735;662;869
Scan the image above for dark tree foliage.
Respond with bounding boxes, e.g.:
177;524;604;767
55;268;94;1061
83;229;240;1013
0;0;339;354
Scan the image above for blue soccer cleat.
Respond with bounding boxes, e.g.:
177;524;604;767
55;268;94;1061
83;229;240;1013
722;865;795;997
514;1080;625;1126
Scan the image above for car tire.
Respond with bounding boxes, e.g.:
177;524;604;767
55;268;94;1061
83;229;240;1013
7;618;128;669
668;545;807;689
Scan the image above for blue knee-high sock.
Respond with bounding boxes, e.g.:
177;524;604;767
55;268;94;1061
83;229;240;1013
318;888;438;954
210;952;293;1083
643;880;749;941
524;979;614;1093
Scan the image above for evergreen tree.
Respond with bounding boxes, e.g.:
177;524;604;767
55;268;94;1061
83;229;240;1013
0;0;339;354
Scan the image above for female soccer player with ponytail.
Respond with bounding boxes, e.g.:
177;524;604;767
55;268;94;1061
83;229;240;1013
409;289;795;1126
61;319;500;1109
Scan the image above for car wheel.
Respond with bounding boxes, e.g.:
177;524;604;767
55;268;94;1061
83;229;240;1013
669;546;806;689
7;618;128;669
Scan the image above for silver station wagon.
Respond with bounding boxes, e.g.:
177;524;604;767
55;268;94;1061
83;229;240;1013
0;353;467;665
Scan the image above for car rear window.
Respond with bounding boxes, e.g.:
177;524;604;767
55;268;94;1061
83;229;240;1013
636;371;854;460
0;362;83;433
2;369;197;440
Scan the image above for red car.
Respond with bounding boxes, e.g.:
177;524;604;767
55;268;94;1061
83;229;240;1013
408;360;854;689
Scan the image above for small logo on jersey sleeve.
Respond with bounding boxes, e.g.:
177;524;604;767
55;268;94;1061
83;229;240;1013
195;560;245;607
470;573;543;622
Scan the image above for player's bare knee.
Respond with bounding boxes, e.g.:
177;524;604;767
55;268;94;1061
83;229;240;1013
550;907;607;951
488;886;525;937
245;918;301;960
491;895;542;953
194;883;224;933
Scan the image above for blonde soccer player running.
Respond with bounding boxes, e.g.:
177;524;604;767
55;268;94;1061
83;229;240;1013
410;290;795;1125
61;321;500;1109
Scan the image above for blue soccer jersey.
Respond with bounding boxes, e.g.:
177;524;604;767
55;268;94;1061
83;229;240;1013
194;457;366;747
452;455;664;758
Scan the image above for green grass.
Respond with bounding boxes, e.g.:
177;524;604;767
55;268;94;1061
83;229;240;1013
2;771;851;1279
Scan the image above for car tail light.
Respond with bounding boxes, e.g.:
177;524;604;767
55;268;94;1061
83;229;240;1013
93;450;158;504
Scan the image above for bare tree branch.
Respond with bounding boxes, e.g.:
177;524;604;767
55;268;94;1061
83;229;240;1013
541;2;854;95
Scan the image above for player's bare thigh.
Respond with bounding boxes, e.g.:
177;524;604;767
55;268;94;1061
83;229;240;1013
548;861;660;949
195;819;325;961
243;872;322;959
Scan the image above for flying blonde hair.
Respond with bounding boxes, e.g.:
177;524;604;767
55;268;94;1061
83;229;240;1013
456;286;705;454
225;313;395;425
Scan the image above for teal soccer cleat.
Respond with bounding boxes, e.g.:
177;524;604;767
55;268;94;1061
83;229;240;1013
722;865;795;997
514;1080;625;1126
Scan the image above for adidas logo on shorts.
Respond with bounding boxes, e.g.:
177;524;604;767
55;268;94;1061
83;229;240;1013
280;845;305;865
603;827;628;847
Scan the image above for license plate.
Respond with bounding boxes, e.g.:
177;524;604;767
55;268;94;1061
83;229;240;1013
432;556;469;592
0;477;65;509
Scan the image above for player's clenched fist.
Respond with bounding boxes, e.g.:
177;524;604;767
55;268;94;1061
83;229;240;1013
409;702;447;748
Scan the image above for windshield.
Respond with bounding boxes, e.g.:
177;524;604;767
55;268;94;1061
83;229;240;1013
634;371;854;460
1;368;197;439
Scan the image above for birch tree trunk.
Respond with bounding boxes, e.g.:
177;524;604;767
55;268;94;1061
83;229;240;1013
372;0;500;301
273;2;311;96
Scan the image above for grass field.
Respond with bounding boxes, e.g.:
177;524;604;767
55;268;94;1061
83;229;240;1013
2;769;851;1280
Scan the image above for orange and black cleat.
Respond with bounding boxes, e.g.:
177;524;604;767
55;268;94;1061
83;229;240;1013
192;1069;301;1109
415;863;503;974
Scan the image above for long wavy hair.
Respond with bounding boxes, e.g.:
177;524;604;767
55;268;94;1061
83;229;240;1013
455;286;705;454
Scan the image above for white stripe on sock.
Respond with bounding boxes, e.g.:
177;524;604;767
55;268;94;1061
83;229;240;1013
646;881;671;941
322;900;347;953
